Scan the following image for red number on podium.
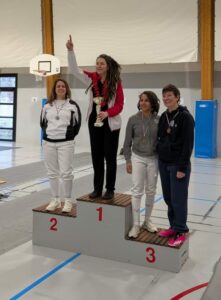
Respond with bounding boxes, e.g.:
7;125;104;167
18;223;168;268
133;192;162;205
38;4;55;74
96;207;103;222
146;247;156;263
50;217;58;231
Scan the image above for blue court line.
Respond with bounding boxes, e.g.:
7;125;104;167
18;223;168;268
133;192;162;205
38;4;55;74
140;195;163;214
189;197;216;203
154;195;163;203
139;196;216;214
9;252;81;300
140;207;145;214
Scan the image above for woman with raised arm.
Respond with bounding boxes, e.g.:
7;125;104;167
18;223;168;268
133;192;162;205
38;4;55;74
66;35;124;200
123;91;160;238
40;79;81;213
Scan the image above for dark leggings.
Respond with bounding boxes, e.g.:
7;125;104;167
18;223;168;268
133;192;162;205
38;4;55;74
88;118;120;192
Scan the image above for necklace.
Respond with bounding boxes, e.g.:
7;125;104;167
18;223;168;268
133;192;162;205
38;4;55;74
54;100;66;120
140;112;151;144
165;111;179;134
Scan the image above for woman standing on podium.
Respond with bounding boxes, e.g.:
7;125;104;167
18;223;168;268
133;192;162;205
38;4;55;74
66;35;124;200
157;84;194;247
41;79;81;213
123;91;160;238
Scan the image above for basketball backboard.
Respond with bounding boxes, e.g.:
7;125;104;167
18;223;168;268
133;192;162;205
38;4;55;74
30;54;60;77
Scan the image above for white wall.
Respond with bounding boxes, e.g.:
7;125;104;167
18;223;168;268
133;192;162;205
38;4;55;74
54;0;197;66
15;86;201;150
16;88;45;146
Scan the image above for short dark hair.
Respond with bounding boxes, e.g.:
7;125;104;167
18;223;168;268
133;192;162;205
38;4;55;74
162;84;180;102
138;91;160;114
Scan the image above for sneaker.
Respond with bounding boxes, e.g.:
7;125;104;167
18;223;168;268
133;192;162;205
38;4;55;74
46;198;61;211
89;191;102;199
128;225;140;238
62;199;73;213
102;190;114;200
142;220;158;233
168;233;187;247
158;228;176;237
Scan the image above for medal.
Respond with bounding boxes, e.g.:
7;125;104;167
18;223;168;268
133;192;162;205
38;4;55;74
54;100;66;120
167;127;171;134
139;136;147;145
142;137;147;144
165;111;179;135
140;112;151;142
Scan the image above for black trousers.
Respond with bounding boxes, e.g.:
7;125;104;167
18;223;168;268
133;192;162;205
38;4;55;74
88;119;120;193
158;160;191;233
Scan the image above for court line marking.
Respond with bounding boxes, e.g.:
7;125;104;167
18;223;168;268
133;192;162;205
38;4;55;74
170;282;208;300
9;252;81;300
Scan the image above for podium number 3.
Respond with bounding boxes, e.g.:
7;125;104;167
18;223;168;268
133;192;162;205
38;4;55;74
50;217;58;231
146;247;156;263
96;207;103;222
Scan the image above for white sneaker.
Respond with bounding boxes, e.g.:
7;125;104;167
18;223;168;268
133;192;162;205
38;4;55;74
62;199;73;213
128;225;140;238
46;198;61;211
142;220;158;233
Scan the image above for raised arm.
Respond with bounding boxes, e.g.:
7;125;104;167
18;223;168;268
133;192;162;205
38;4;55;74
66;35;91;86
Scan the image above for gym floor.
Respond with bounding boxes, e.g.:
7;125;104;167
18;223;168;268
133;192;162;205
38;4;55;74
0;141;220;300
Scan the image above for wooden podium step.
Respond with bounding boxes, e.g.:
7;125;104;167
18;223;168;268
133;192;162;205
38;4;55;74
128;228;186;249
32;193;188;272
77;192;131;206
33;202;77;218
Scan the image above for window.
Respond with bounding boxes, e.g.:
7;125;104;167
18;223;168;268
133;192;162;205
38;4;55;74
0;74;17;141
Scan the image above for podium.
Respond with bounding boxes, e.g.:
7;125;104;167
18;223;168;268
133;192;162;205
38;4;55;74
33;194;189;272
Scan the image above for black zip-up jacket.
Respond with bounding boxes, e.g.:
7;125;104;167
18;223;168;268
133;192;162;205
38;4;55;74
157;105;194;172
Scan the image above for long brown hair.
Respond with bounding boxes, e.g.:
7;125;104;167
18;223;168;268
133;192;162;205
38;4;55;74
47;79;71;104
97;54;121;101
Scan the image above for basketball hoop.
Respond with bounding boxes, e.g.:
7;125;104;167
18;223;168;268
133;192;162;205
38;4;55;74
33;70;48;77
30;54;60;77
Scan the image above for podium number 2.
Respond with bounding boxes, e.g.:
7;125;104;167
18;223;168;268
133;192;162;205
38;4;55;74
96;207;103;222
146;247;156;263
50;217;58;231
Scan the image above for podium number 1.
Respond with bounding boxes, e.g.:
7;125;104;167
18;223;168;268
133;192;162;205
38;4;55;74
50;217;58;231
96;207;103;222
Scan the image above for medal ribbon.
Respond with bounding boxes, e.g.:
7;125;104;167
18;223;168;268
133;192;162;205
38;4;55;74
92;74;107;107
165;111;179;133
54;101;66;120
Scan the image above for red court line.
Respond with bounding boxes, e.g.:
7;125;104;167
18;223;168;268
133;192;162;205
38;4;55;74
171;282;208;300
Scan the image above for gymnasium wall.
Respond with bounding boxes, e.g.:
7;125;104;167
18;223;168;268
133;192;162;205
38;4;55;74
0;0;221;156
4;64;220;157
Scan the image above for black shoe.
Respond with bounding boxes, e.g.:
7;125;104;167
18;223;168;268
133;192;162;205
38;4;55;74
89;191;102;199
102;190;114;200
